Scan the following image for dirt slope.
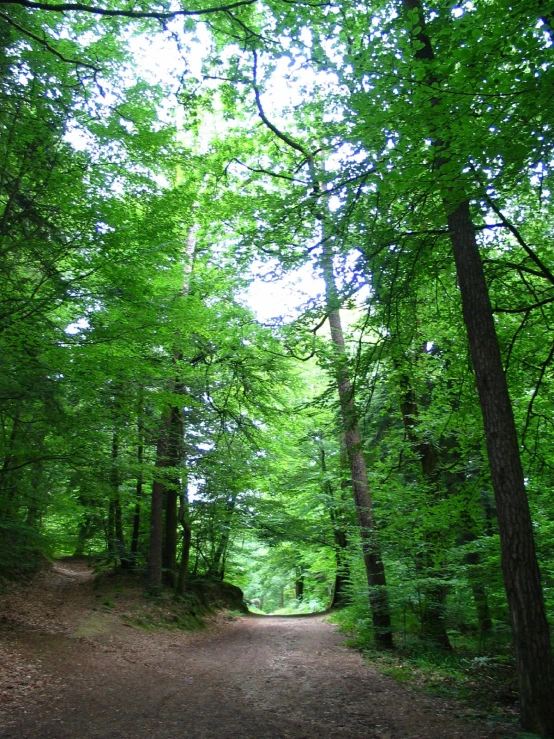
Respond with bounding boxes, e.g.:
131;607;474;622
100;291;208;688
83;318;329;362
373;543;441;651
0;561;509;739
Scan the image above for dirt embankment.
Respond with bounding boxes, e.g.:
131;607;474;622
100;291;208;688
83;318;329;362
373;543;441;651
0;561;511;739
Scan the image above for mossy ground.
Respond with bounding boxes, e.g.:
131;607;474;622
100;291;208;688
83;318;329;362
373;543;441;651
88;566;247;633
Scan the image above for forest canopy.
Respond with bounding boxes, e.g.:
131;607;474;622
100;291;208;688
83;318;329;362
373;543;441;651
0;0;553;734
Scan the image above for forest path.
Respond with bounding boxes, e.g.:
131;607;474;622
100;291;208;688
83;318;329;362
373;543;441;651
0;561;505;739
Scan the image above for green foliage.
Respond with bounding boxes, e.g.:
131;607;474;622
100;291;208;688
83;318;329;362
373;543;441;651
2;2;554;730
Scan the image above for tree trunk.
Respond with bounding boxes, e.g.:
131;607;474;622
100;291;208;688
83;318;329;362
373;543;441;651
74;515;92;557
401;2;554;731
320;443;351;608
25;460;43;529
154;226;198;591
107;500;116;559
176;479;192;597
176;522;192;596
0;408;21;515
176;483;192;597
208;495;237;580
148;417;170;591
130;417;144;559
330;514;350;608
111;430;128;568
322;241;393;648
464;548;493;637
447;201;554;732
398;369;451;650
163;490;178;587
163;404;184;588
295;572;304;601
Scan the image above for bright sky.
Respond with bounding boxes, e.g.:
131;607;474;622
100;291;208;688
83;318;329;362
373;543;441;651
242;259;326;324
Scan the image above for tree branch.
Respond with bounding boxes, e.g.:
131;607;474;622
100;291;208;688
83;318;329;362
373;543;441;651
252;49;310;159
0;11;101;70
492;296;554;314
522;339;554;444
483;194;554;288
0;0;256;19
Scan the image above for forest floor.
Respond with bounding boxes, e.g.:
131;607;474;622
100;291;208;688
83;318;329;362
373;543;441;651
0;560;517;739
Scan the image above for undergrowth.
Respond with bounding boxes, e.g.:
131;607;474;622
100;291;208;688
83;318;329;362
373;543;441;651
330;606;521;735
90;566;247;632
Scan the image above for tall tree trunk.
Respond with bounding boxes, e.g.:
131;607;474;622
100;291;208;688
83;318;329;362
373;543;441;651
176;522;192;596
163;403;186;588
148;418;169;591
463;545;493;638
402;2;554;731
25;460;43;530
210;497;236;580
151;227;198;591
107;500;116;559
398;368;451;650
130;416;143;559
0;408;21;515
250;86;390;638
320;443;351;607
111;430;128;567
330;528;350;608
74;515;92;557
148;227;197;592
447;202;554;731
176;484;192;597
455;481;493;637
295;569;304;601
322;241;393;648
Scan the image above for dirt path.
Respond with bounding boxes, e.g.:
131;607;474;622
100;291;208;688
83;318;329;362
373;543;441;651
0;562;507;739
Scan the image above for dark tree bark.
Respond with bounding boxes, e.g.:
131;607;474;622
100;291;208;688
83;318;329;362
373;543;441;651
447;202;554;732
295;571;304;601
401;1;554;731
322;241;393;648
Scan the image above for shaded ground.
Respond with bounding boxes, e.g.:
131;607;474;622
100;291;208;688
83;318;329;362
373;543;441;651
0;561;513;739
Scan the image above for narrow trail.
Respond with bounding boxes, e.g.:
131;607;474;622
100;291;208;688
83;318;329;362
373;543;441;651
0;562;506;739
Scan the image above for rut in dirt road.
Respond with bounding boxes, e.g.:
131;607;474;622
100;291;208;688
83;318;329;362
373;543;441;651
2;610;503;739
